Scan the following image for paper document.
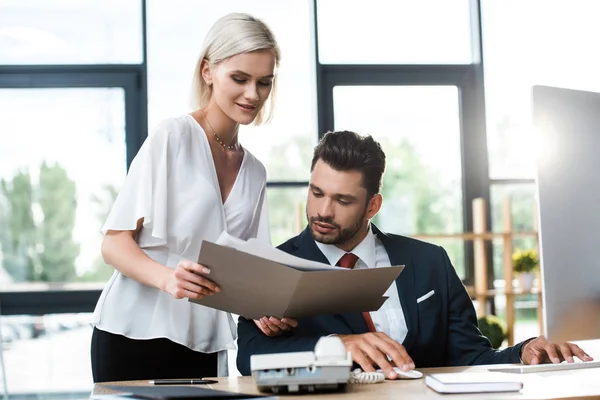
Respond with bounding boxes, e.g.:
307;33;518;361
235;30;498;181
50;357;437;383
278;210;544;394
216;232;345;271
190;236;404;319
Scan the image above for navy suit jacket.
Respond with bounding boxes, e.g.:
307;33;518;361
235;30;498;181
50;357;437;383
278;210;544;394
237;225;526;376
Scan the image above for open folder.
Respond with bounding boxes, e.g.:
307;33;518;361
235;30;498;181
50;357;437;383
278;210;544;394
189;237;404;319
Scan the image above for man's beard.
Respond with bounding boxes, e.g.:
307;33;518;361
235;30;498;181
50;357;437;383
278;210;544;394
307;208;367;246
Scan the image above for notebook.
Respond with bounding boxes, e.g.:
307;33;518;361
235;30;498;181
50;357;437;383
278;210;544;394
425;372;523;394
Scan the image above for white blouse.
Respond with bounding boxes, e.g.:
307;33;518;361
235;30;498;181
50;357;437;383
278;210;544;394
91;114;270;370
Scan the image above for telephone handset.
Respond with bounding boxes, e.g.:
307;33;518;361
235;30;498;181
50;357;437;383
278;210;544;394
250;336;385;394
313;336;385;384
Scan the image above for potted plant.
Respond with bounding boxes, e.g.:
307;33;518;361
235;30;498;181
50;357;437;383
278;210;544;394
477;315;507;349
512;249;539;291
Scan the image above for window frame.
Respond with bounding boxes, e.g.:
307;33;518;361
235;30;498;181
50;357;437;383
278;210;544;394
0;65;147;315
0;0;148;316
313;0;493;286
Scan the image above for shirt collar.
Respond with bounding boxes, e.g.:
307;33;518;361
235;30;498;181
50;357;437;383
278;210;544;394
314;224;376;268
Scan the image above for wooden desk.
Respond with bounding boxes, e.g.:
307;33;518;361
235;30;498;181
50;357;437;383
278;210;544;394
93;363;600;400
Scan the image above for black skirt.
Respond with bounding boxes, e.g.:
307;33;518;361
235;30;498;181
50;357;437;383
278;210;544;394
90;327;218;383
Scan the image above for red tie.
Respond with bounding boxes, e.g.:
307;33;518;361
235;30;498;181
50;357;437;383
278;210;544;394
336;253;377;333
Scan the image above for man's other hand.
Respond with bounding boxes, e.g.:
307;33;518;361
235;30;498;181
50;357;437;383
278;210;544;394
521;335;594;364
338;332;414;379
254;317;298;337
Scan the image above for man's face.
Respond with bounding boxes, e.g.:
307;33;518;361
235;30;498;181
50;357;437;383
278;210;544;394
306;160;380;248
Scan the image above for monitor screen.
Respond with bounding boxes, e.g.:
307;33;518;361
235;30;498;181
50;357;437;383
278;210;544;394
533;85;600;342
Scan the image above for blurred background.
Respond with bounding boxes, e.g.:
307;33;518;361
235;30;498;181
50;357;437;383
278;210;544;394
0;0;599;397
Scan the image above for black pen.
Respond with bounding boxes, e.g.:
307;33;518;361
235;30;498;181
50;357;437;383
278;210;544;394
150;378;218;385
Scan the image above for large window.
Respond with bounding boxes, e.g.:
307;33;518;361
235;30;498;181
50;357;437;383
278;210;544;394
0;0;143;65
0;88;127;287
333;85;465;276
0;74;143;395
316;0;473;64
314;0;488;283
482;0;600;180
0;3;145;395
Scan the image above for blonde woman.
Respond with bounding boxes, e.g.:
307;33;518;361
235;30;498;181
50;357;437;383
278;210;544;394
90;13;296;383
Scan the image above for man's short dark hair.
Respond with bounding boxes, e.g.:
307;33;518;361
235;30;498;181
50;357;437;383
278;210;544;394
310;130;386;199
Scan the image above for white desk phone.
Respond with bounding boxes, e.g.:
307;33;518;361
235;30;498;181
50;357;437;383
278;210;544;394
250;336;423;394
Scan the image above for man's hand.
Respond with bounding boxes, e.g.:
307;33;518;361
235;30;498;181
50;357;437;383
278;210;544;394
254;317;298;337
338;332;414;379
521;335;594;364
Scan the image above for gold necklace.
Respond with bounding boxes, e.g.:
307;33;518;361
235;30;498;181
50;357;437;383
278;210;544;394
205;115;238;151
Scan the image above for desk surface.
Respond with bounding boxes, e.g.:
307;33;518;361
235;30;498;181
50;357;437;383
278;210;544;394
92;340;600;400
92;364;600;400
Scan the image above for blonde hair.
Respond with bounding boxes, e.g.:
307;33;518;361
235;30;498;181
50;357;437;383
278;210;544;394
192;13;280;125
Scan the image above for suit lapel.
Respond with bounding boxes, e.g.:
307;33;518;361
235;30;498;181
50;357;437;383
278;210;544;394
373;225;419;352
292;228;329;264
293;228;368;334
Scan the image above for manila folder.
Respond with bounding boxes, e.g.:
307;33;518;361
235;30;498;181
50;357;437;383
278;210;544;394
189;241;403;319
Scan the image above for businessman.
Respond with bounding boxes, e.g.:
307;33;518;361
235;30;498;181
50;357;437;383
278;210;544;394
237;130;592;379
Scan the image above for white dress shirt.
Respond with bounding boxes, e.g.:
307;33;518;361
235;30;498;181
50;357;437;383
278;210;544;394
91;114;271;375
315;226;408;344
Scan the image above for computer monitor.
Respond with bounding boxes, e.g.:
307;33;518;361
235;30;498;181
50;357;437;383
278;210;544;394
533;85;600;342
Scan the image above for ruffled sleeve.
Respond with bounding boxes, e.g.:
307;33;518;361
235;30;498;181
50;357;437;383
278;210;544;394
101;121;181;247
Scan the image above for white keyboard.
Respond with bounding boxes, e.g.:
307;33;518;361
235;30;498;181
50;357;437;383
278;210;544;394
489;360;600;374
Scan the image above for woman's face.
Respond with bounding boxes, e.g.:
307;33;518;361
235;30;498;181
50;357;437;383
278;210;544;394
206;50;276;125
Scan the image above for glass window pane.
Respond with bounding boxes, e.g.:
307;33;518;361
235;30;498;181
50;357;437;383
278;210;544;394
0;88;127;288
482;0;600;179
414;237;466;279
333;85;465;276
0;0;143;65
146;1;317;181
1;313;92;394
317;0;472;64
493;295;541;344
489;185;541;345
490;183;537;281
266;186;308;247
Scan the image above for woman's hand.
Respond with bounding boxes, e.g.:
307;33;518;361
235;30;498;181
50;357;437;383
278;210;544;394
254;317;298;337
163;260;220;300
